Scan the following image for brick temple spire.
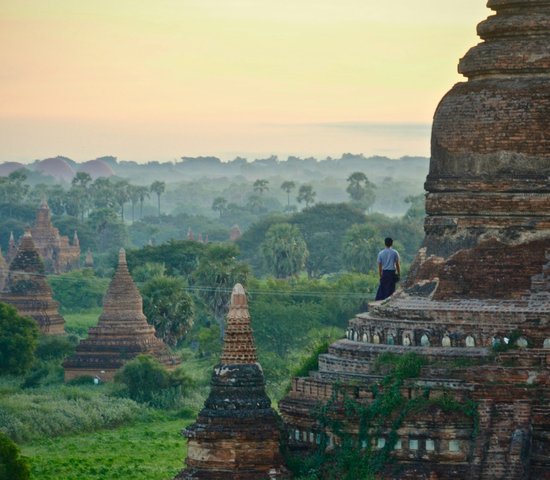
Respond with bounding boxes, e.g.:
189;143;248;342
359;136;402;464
63;248;180;381
7;231;17;264
281;1;550;477
220;283;258;364
175;284;287;480
0;229;65;334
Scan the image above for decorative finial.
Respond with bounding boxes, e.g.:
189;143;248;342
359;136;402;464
230;283;247;307
118;248;126;265
23;227;32;238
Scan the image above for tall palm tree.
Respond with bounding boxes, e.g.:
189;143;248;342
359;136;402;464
128;185;141;223
114;180;130;221
136;186;150;219
280;181;296;210
150;181;166;217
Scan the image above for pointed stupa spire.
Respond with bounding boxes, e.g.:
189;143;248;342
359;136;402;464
6;231;17;264
187;227;194;241
0;229;64;334
40;194;48;209
64;246;180;381
72;230;79;246
220;283;258;365
100;248;144;321
176;282;287;479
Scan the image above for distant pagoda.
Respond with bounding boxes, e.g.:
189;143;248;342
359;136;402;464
63;249;180;381
0;229;65;334
175;284;287;480
31;198;80;273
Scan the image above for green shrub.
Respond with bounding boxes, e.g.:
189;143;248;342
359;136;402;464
35;335;78;361
0;431;30;480
0;303;39;375
48;270;109;312
115;355;191;409
0;389;148;443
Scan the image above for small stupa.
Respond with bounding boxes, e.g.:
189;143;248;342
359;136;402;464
175;284;287;480
63;248;180;381
0;229;65;334
6;232;17;264
229;225;241;242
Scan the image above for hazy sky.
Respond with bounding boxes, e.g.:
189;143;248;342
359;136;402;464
0;0;489;162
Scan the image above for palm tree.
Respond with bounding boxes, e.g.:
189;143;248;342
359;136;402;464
297;185;316;208
136;186;150;219
280;181;296;210
212;196;228;219
150;181;166;217
114;180;130;221
128;185;141;223
253;179;269;195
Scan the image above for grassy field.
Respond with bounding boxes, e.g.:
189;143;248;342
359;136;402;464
63;308;102;337
22;416;191;480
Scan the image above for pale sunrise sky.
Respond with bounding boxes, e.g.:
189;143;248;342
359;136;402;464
0;0;489;162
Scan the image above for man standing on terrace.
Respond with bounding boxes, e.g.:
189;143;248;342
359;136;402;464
375;237;400;301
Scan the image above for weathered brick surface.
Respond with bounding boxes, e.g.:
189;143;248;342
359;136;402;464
29;199;80;274
0;230;65;334
63;249;179;381
279;1;550;477
176;285;287;479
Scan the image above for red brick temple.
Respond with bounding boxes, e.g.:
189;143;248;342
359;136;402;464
0;229;65;335
280;1;550;478
30;198;80;273
63;248;180;381
175;284;287;480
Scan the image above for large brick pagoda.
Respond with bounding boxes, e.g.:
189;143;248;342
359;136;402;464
280;1;550;478
0;229;65;334
30;198;80;273
63;248;180;381
175;284;287;480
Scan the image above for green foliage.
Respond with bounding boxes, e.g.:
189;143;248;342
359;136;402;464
342;224;379;274
346;172;376;211
126;240;205;277
131;262;166;282
297;184;316;208
292;341;330;379
0;388;148;443
48;270;109;313
140;275;195;346
21;417;189;480
114;356;191;409
261;223;309;278
290;203;367;277
63;309;101;338
236;213;287;275
35;335;78;362
191;243;250;330
0;431;30;480
285;353;479;479
0;303;39;375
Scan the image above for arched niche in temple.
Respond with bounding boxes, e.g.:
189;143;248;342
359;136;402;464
465;335;475;347
420;334;430;347
442;335;451;347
